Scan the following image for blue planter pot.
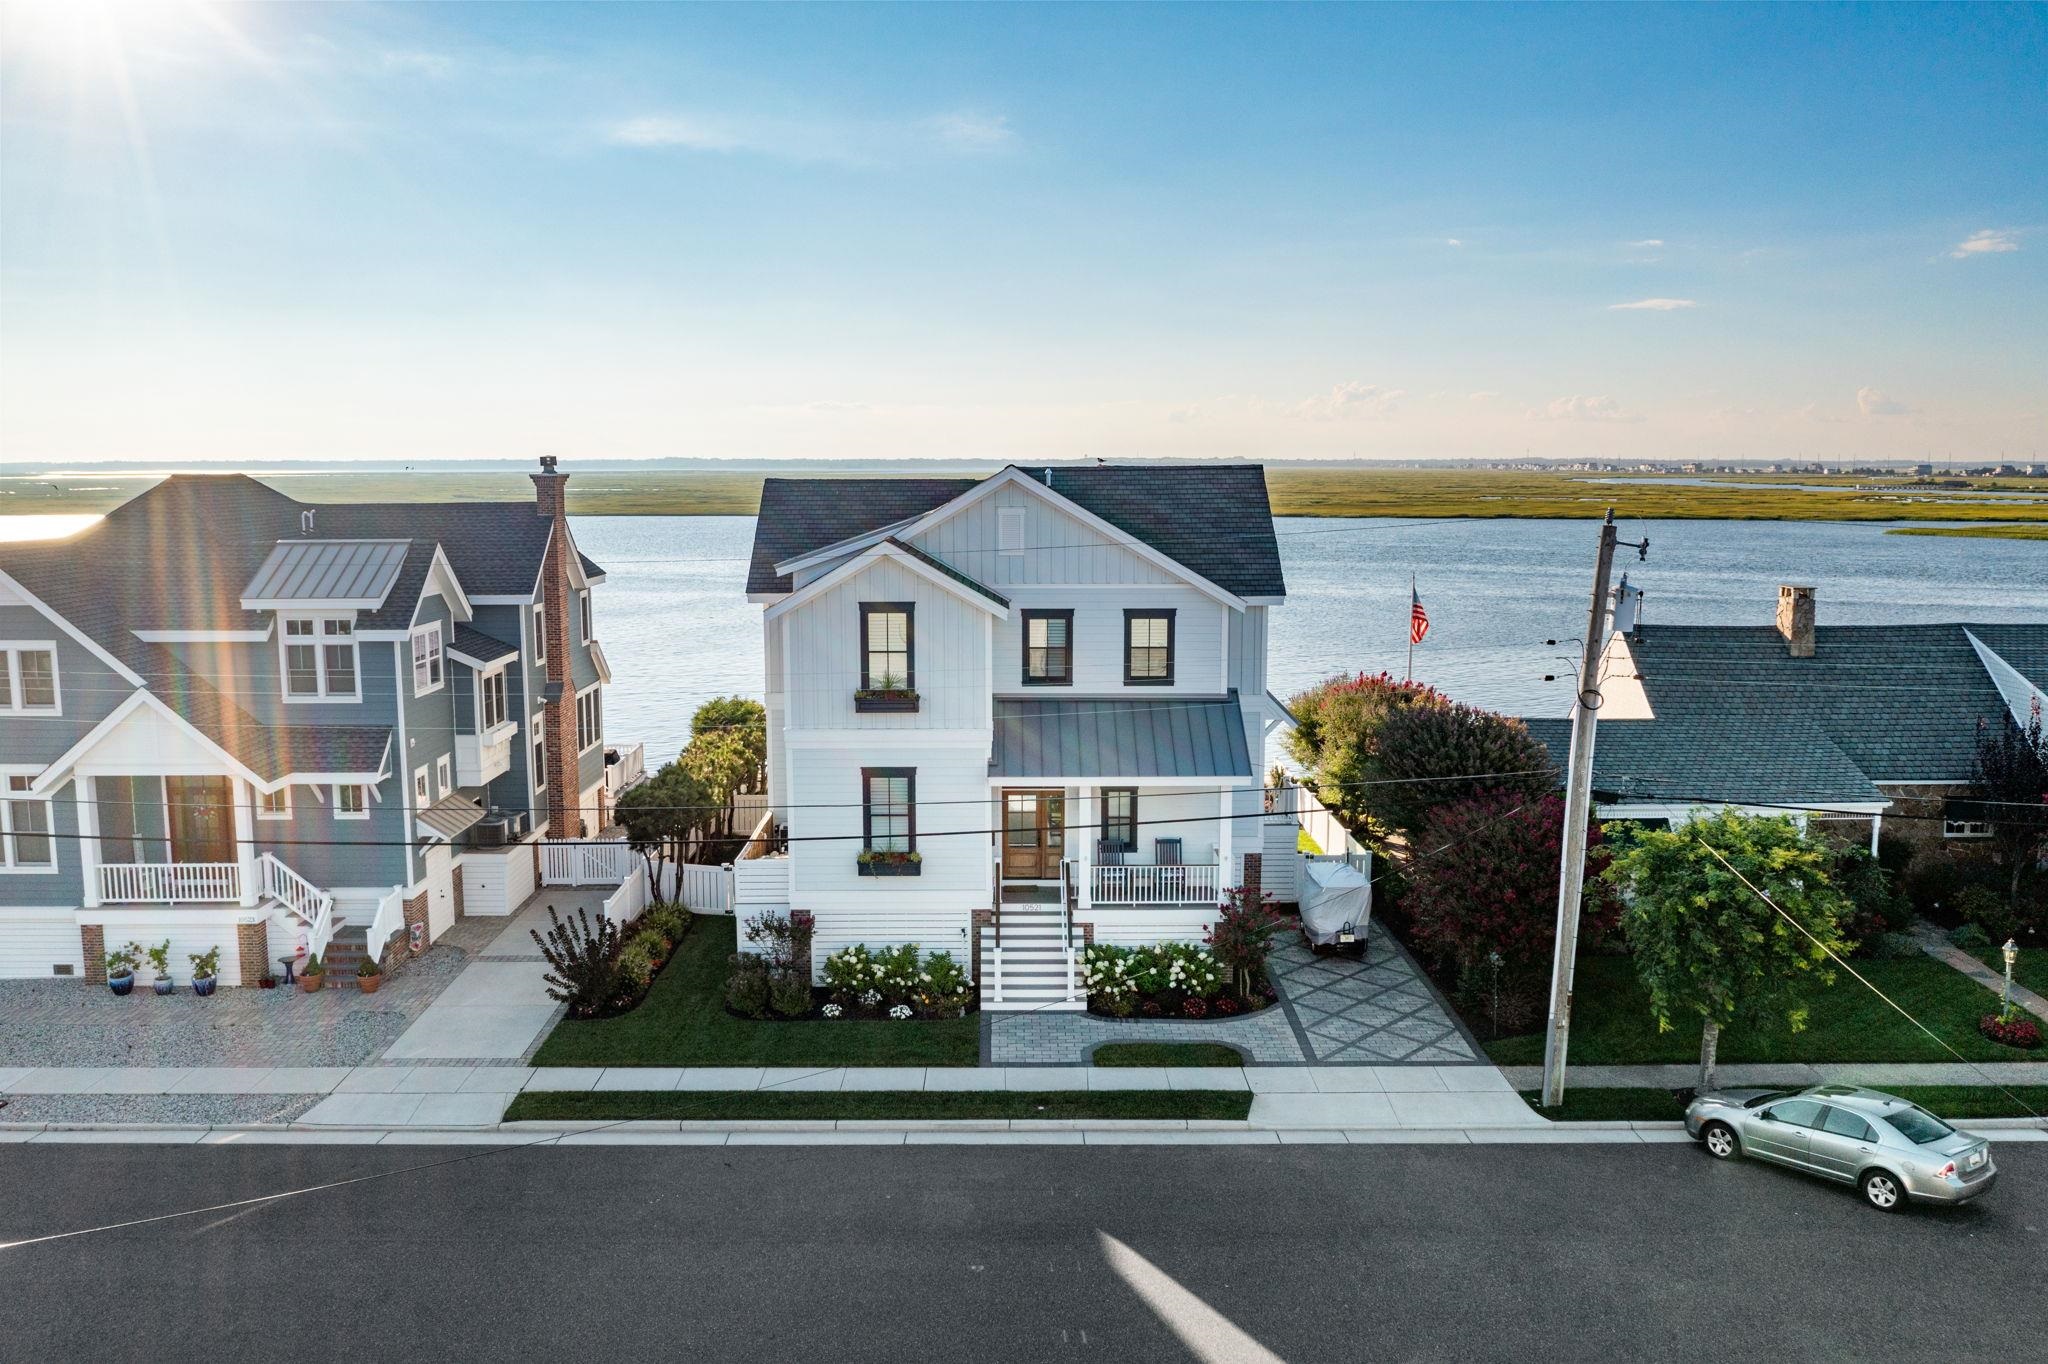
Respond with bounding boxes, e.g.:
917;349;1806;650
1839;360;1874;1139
192;977;218;997
153;978;175;996
109;974;135;997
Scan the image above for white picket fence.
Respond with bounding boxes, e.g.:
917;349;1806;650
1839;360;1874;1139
540;838;636;886
601;864;652;929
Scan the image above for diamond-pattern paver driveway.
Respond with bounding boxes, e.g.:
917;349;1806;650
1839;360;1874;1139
1268;935;1478;1064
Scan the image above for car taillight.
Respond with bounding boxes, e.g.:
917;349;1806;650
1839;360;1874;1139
1934;1161;1956;1179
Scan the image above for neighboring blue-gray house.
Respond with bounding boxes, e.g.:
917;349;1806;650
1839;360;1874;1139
0;459;624;985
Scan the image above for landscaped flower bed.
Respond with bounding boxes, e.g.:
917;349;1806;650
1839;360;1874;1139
1980;1009;2042;1049
722;913;975;1022
1083;942;1275;1019
531;901;695;1020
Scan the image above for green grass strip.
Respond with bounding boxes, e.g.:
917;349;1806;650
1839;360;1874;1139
1521;1086;2048;1124
503;1089;1253;1123
1093;1042;1247;1068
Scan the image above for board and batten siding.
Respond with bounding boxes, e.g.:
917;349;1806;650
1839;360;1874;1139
989;585;1225;696
783;739;988;977
908;484;1179;590
780;559;992;731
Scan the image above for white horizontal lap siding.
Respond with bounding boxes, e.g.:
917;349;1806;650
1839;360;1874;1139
991;587;1226;695
1082;910;1219;949
783;559;989;730
911;487;1176;590
0;913;84;979
1261;820;1301;901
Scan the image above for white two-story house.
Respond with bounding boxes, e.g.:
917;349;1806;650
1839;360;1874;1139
745;464;1289;1010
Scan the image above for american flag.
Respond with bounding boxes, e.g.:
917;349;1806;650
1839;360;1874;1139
1410;584;1430;645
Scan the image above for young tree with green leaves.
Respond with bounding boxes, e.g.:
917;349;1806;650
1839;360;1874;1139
1604;809;1855;1090
1972;701;2048;918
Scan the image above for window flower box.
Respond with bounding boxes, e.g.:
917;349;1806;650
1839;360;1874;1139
858;851;923;877
854;688;920;713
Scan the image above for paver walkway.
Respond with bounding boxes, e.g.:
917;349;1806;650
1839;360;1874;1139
989;928;1482;1065
1912;921;2048;1023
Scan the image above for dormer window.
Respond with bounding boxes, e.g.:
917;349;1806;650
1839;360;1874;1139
411;621;445;696
281;618;356;701
1124;610;1175;685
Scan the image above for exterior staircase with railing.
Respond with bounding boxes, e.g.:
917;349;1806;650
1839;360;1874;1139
978;862;1085;1013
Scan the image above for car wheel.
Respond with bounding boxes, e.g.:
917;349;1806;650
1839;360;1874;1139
1860;1170;1905;1212
1701;1121;1739;1160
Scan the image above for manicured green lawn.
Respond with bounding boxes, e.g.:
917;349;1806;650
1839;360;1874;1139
503;1090;1253;1123
529;926;980;1067
1520;1087;2048;1123
1093;1042;1246;1068
1484;955;2014;1066
1970;943;2048;1001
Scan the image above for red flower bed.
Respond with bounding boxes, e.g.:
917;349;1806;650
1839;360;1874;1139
1980;1013;2042;1049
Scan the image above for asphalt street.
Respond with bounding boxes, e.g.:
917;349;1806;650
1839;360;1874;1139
1;1141;2041;1362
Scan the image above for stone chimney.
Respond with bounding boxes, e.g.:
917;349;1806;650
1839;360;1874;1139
1776;584;1816;658
531;456;581;837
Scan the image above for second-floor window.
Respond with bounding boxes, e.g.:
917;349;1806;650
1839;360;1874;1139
257;786;291;821
282;618;356;700
2;774;54;870
532;603;546;663
859;603;914;691
480;669;508;730
532;722;547;791
0;645;59;714
411;622;445;696
1022;610;1074;686
1124;610;1175;685
579;589;592;644
334;783;369;820
577;686;602;752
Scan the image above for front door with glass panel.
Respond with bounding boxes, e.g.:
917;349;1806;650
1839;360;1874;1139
1002;790;1064;879
164;776;234;864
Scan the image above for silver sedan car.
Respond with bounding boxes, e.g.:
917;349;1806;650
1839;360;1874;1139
1685;1084;1997;1211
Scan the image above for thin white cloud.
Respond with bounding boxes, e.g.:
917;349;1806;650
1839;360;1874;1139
1857;386;1910;417
1444;237;1463;247
1534;395;1642;423
1292;381;1405;420
605;116;741;151
929;111;1015;151
1951;228;2019;259
1624;238;1665;248
1609;297;1697;311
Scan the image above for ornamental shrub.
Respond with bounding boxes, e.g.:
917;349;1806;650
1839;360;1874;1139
643;902;693;947
1367;702;1557;840
822;944;877;997
1183;996;1209;1019
916;951;973;1019
1285;672;1452;832
615;937;661;992
770;972;814;1019
724;953;771;1019
1206;886;1284;997
531;906;623;1019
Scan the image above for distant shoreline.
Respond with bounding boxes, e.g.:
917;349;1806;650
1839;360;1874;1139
3;468;2044;526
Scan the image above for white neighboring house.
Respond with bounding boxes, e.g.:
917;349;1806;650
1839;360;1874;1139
745;464;1290;1011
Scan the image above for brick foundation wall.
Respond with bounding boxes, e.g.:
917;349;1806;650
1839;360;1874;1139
1242;852;1262;900
401;890;430;959
81;924;106;986
236;921;268;988
970;908;993;984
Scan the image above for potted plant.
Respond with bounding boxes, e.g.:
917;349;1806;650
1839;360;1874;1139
257;973;277;990
857;848;923;877
146;939;175;995
356;953;384;994
853;672;920;713
189;946;222;997
105;941;142;997
299;952;326;993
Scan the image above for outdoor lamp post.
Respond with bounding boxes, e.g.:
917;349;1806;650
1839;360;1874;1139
2003;938;2019;1012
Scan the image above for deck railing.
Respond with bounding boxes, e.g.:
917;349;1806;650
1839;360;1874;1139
1090;862;1221;905
98;862;240;904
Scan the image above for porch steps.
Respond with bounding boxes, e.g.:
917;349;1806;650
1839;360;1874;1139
978;904;1085;1014
317;923;372;979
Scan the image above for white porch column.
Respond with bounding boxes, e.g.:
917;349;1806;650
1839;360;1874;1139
1219;785;1234;888
233;777;260;908
76;776;101;909
1075;783;1095;910
1869;813;1882;857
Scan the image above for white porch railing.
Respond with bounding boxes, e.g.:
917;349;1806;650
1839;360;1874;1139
1091;862;1221;905
541;837;636;886
604;742;647;797
363;884;405;963
98;862;240;904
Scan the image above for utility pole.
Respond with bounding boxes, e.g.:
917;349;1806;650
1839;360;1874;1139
1541;508;1644;1108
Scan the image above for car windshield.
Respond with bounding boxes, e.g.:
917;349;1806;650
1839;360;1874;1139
1741;1092;1787;1109
1880;1107;1955;1145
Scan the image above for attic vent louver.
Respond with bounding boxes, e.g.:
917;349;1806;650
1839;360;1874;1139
301;509;316;535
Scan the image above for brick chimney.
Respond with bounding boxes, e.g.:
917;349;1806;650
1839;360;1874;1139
532;456;582;837
1776;584;1816;658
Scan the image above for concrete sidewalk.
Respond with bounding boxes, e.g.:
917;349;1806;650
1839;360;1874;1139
1499;1061;2048;1090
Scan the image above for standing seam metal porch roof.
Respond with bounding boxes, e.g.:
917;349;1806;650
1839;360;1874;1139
991;693;1253;779
242;539;411;606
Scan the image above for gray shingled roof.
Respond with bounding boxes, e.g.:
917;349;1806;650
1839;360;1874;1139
450;624;519;666
1520;621;2048;808
992;693;1253;779
747;465;1287;598
0;474;595;782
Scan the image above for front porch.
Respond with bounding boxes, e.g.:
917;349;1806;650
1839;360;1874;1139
993;783;1241;911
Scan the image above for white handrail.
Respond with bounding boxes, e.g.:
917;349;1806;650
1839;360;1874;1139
363;884;404;965
1059;858;1079;1004
260;853;337;959
97;862;240;904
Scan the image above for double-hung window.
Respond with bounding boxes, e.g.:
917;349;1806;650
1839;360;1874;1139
436;755;452;798
862;769;915;853
334;784;369;820
257;786;292;821
1022;610;1074;686
532;722;547;792
1103;788;1138;851
1123;610;1175;685
411;622;445;696
577;687;602;752
480;669;508;731
0;645;59;714
282;618;357;700
1;775;54;870
532;604;546;663
859;603;914;692
579;589;592;645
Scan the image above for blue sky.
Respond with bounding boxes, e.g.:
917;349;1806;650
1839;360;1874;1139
2;1;2042;464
